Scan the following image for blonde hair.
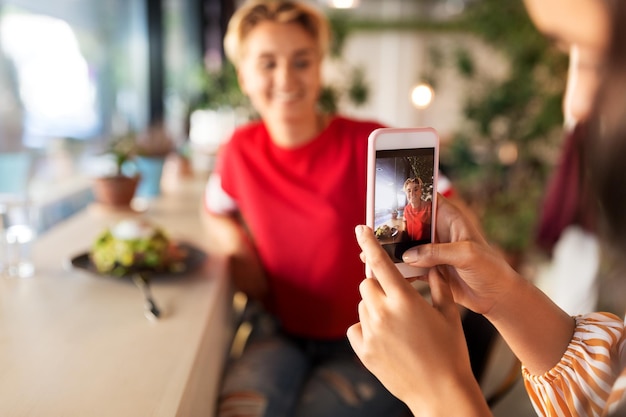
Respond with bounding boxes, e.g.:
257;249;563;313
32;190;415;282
223;0;331;67
403;177;424;191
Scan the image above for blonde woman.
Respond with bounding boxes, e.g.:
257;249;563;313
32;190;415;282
203;1;426;416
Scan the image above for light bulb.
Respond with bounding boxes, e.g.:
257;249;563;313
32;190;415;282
411;83;435;109
327;0;360;9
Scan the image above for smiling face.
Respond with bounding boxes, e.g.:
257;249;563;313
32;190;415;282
237;21;322;126
404;180;423;208
524;0;610;124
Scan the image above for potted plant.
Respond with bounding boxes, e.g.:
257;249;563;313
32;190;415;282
92;134;140;208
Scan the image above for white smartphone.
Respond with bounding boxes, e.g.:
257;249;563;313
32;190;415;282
366;127;439;279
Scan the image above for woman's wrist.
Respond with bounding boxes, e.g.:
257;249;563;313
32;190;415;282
483;272;575;375
483;268;527;323
405;371;492;417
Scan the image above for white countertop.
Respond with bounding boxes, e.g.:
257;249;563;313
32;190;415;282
0;178;233;416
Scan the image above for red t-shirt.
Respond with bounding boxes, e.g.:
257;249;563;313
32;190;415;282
211;116;384;339
207;116;456;339
403;203;432;241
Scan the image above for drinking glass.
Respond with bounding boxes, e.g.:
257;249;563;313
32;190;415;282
0;196;38;278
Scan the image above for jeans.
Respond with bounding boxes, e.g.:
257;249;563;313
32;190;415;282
217;306;409;417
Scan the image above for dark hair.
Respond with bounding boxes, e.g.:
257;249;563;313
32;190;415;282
587;0;626;254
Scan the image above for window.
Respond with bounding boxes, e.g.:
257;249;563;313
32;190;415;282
0;1;149;229
1;0;150;150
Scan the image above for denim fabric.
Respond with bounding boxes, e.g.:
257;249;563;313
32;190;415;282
218;307;409;417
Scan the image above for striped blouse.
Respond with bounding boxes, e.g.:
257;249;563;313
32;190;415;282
523;312;626;417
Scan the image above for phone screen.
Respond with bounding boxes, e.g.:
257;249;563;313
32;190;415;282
373;148;435;263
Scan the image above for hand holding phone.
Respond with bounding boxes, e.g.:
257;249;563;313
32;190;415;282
365;127;440;279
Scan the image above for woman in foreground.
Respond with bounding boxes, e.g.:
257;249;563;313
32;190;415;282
347;0;626;415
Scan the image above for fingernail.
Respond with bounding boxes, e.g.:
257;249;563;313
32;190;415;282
355;225;363;237
402;248;418;263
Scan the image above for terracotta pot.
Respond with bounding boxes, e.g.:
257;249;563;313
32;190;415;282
92;175;140;207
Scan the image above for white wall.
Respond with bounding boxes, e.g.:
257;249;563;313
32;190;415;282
325;30;509;143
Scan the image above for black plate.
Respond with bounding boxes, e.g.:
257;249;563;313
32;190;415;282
70;242;207;280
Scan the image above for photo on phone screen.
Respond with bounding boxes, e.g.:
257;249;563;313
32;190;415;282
373;148;435;263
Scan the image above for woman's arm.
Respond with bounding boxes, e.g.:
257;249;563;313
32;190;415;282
200;201;269;305
484;273;575;375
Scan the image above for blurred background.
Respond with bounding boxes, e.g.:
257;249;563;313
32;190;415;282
0;0;568;270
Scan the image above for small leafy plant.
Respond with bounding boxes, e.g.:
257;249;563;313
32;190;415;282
105;133;136;177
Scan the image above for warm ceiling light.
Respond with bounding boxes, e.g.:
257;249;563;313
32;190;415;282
411;83;435;109
327;0;360;9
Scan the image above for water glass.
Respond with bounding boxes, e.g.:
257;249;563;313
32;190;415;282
0;196;38;278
